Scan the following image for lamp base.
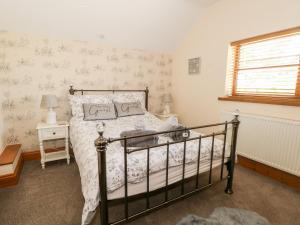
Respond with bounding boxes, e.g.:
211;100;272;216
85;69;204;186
47;109;57;125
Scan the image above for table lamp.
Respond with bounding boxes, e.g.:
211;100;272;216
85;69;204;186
162;93;172;115
40;94;58;125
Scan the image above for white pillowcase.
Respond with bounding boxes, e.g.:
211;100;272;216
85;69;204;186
69;95;112;117
157;116;179;132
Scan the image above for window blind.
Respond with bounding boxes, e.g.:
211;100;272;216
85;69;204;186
226;28;300;97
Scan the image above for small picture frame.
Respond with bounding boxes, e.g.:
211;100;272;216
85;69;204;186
188;57;201;75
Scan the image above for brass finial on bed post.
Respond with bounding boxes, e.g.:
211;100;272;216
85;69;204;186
95;132;108;152
95;123;108;153
94;122;109;225
232;109;240;124
69;85;75;95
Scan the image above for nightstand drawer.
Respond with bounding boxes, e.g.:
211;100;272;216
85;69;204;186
41;127;66;140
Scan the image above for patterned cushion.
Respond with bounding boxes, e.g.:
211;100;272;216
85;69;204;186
114;101;145;117
69;95;112;117
83;103;116;120
109;92;146;109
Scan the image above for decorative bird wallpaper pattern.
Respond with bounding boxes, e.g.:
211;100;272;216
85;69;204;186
0;31;173;151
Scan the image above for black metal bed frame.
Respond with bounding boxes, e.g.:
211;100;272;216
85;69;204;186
69;86;240;225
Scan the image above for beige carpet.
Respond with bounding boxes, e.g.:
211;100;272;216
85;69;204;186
0;160;299;225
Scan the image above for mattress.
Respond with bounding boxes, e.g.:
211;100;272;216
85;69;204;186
69;112;228;225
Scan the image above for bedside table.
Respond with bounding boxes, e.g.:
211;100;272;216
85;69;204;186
36;121;70;169
155;113;178;121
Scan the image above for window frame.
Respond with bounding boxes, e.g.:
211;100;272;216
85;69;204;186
219;27;300;106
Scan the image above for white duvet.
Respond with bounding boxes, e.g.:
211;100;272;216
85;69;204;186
70;112;226;225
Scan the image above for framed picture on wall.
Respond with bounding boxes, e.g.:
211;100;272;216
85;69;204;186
188;57;201;75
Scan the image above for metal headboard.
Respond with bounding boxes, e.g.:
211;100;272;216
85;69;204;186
69;85;149;111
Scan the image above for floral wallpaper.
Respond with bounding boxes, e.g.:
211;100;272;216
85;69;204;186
0;113;4;153
0;31;173;151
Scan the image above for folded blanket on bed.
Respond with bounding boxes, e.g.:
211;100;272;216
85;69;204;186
120;130;158;147
157;118;190;141
167;125;190;141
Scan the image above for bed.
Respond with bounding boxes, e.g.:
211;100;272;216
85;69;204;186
68;86;240;225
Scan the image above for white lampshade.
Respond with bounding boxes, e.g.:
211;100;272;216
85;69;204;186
40;95;58;109
162;93;172;103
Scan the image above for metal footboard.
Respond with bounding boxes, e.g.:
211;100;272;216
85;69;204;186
95;114;240;225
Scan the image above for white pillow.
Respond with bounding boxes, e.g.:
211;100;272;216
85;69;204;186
109;92;146;110
157;116;179;132
69;95;112;117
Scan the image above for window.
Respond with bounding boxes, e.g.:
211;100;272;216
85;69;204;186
220;27;300;106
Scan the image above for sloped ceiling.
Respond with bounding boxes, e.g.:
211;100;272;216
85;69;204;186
0;0;219;52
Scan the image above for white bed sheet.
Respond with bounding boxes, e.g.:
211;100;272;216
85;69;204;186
70;112;228;225
108;157;228;200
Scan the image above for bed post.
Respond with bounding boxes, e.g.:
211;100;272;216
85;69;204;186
145;87;149;111
225;111;240;194
69;85;75;95
95;126;109;225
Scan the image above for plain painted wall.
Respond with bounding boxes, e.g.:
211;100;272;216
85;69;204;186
172;0;300;126
0;0;208;52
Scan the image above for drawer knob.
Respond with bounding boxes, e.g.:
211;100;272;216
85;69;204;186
53;132;56;135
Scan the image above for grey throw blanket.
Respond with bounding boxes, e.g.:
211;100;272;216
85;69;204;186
167;125;190;141
120;130;158;147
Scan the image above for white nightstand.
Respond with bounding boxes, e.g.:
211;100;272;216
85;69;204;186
155;113;178;121
36;121;70;169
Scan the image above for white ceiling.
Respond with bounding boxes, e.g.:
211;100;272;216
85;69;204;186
0;0;219;52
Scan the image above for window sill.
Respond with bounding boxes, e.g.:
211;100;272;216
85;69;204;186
218;95;300;107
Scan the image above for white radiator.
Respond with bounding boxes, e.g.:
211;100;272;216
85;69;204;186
221;111;300;177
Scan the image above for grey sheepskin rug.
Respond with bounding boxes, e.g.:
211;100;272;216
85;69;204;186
176;207;271;225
